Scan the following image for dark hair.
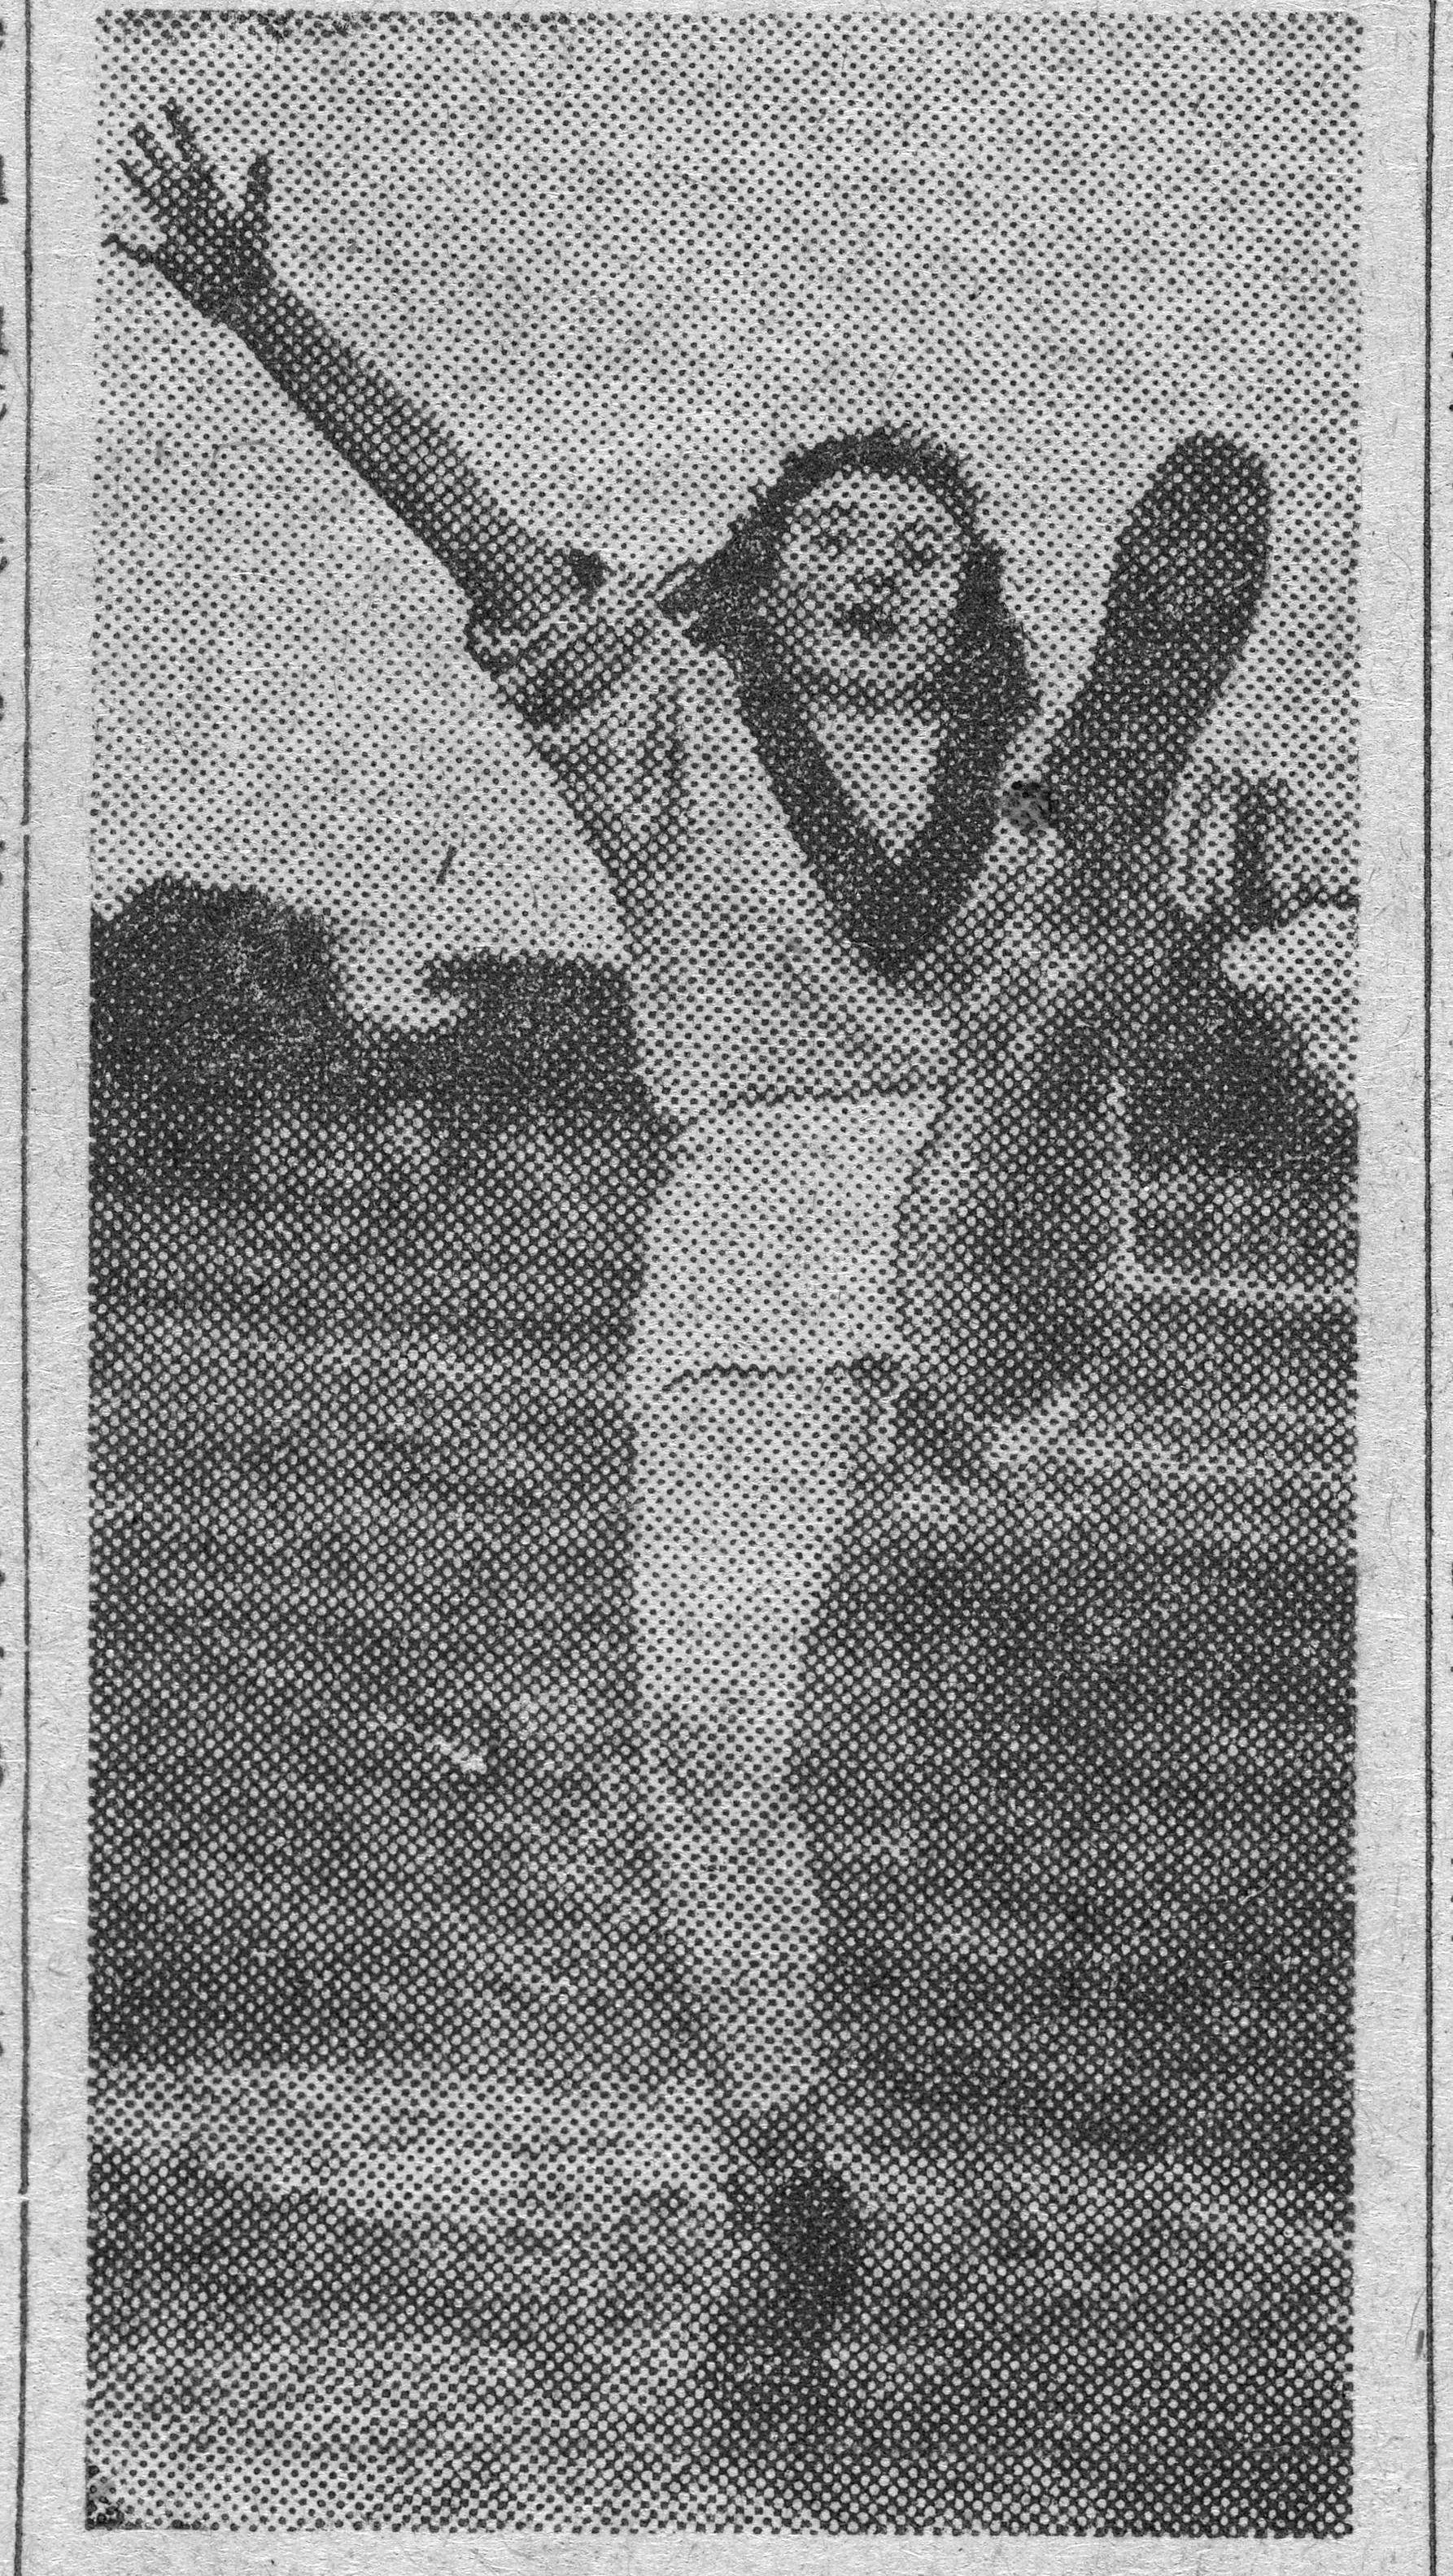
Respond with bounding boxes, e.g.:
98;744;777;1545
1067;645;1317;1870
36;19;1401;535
661;425;1037;759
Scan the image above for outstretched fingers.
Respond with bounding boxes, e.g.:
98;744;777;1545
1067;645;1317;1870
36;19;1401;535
129;119;172;171
241;150;271;234
119;156;164;214
163;99;203;162
104;230;164;272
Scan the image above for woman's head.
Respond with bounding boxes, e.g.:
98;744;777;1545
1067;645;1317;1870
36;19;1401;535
766;469;968;708
665;428;1037;734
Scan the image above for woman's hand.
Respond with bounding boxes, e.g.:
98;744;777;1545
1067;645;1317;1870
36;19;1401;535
107;99;577;624
1220;902;1356;1119
112;102;273;325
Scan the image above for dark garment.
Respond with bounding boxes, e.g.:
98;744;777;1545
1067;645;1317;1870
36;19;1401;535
734;671;1002;981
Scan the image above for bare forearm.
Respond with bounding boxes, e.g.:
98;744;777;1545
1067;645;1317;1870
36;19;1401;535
228;273;576;627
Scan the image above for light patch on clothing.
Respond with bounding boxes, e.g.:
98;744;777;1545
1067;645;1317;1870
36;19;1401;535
630;1087;943;1411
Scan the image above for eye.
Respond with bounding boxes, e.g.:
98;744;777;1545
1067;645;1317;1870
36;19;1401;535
808;525;850;558
898;540;942;573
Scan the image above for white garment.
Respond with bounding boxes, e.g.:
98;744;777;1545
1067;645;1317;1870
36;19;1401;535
630;1086;944;1410
469;574;958;1129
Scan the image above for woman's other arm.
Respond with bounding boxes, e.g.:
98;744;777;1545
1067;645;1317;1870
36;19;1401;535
114;105;579;632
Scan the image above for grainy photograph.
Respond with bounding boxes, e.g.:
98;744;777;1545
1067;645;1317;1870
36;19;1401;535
76;2;1369;2537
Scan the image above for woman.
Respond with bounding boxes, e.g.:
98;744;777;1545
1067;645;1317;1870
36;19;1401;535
112;110;1261;2393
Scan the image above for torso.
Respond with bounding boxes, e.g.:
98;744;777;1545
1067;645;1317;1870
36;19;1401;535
476;577;1000;1123
808;705;944;857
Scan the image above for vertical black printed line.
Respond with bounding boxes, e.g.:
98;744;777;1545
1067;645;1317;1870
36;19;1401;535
13;0;33;2563
1425;1;1439;2567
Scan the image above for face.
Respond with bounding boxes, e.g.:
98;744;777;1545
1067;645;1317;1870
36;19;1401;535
763;473;969;708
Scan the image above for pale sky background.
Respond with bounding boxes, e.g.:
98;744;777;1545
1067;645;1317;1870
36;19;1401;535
96;11;1359;1022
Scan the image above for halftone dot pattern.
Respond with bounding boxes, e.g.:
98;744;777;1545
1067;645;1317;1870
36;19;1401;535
91;9;1355;2536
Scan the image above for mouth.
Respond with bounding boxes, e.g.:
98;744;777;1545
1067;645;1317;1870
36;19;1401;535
835;604;901;643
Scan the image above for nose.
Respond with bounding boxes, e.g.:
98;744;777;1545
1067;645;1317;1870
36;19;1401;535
853;551;901;596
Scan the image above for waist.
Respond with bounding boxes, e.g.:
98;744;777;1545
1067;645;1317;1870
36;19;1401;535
629;1085;944;1411
624;949;953;1131
664;1084;944;1183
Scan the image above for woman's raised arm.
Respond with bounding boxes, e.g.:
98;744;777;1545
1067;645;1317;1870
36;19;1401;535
113;103;581;632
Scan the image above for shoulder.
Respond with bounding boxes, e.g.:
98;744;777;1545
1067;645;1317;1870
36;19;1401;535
467;568;708;735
